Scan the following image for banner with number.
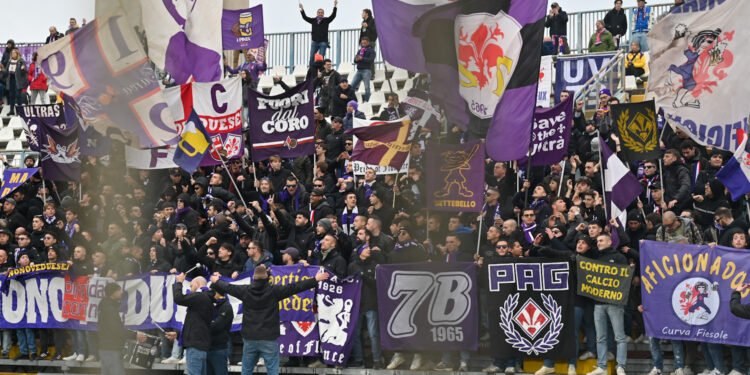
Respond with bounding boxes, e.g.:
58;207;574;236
641;240;750;345
317;275;361;366
222;5;265;50
376;262;478;351
487;258;575;358
576;255;633;306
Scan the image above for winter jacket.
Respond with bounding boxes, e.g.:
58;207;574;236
589;30;615;53
289;223;315;254
27;62;48;90
632;6;651;32
330;86;356;118
173;283;213;352
5;57;28;88
0;40;14;67
209;298;234;351
604;8;627;36
45;32;64;44
312;248;347;278
212;257;241;278
212;277;317;340
359;17;377;43
388;241;428;264
243;250;273;274
98;297;133;350
730;291;750;319
354;46;376;71
626;52;647;70
301;7;337;43
662;161;692;209
656;216;703;245
544;10;568;36
348;251;386;312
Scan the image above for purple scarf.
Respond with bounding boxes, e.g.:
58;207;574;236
521;221;537;244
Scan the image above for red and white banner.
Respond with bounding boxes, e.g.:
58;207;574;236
164;76;244;166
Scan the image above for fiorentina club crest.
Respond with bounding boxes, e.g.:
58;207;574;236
209;134;242;161
671;277;720;325
455;12;522;119
499;293;562;355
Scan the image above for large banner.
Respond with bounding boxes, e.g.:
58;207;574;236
376;262;478;351
576;255;633;306
248;78;315;161
641;240;750;346
317;275;361;366
20;104;81;181
554;53;616;103
537;55;553;107
36;9;178;148
647;0;749;151
426;140;485;212
351;117;411;175
222;5;265;50
487;258;575;358
125;146;178;169
518;96;574;166
0;45;40;66
164;76;244;165
0;168;39;200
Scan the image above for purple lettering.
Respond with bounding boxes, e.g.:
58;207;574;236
41;52;72;90
150;148;169;168
211;84;227;113
516;264;542;291
108;15;137;61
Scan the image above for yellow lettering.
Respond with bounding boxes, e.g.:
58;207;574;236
0;188;9;197
8;173;20;184
178;130;209;157
731;272;747;290
645;265;657;287
723;261;736;280
642;277;653;294
696;253;709;272
710;256;722;275
662;256;674;276
673;254;681;274
683;254;694;272
651;260;666;279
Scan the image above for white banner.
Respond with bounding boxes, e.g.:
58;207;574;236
647;0;749;151
125;146;177;169
537;55;553;107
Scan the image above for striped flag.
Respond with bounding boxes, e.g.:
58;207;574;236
345;118;414;170
601;136;643;246
716;129;750;201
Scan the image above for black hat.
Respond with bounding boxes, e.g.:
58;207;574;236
4;198;16;206
649;182;662;190
310;189;325;197
104;283;122;297
578;235;596;249
627;210;643;222
281;247;300;260
170;168;182;176
0;227;11;237
175;223;188;230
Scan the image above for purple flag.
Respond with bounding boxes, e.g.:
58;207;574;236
345;118;413;170
270;264;318;322
601;136;642;248
222;5;265;50
0;45;40;66
409;0;546;160
377;262;478;351
640;240;750;346
0;168;39;200
316;274;361;366
517;96;574;166
248;78;315;161
19;104;81;181
426;140;485;212
36;9;178;148
278;321;320;357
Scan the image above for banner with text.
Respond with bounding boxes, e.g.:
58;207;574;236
426;140;485;212
0;168;39;200
487;258;576;358
222;5;265;50
377;262;478;351
576;255;633;306
517;97;574;166
317;275;361;366
554;53;616;103
641;240;750;346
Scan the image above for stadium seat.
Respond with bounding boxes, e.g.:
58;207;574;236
257;75;274;92
8;116;26;130
0;105;9;117
0;127;14;143
338;62;354;77
369;91;386;107
401;78;414;92
282;75;297;88
391;68;409;84
359;102;373;119
5;139;22;151
625;76;637;91
372;70;386;85
271;65;287;77
292;65;308;81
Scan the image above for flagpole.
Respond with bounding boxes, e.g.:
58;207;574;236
597;132;608;219
213;147;248;209
476;213;483;255
251;162;259;191
658;159;665;201
558;159;566;197
392;171;398;208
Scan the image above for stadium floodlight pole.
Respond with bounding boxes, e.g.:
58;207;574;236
212;145;248;209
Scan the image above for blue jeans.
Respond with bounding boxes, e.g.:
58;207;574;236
207;348;230;375
72;330;96;356
309;41;328;65
1;330;11;354
7;79;21;113
350;69;373;102
161;333;183;359
241;339;280;375
185;347;208;375
99;349;126;375
702;343;725;372
631;32;649;52
594;304;627;369
544;306;588;367
17;328;36;355
649;338;684;371
731;345;747;373
351;310;382;362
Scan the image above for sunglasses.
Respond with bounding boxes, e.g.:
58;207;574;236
345;142;353;145
207;251;215;256
523;213;535;217
496;244;509;249
286;184;297;188
314;184;324;188
644;165;656;169
552;229;562;234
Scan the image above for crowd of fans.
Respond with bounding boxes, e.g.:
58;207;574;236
4;1;750;375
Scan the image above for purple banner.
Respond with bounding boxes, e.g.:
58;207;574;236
0;168;39;200
19;103;81;181
517;96;574;166
641;240;750;346
426;140;485;212
222;6;265;50
270;264;318;322
248;78;315;161
0;45;40;67
376;262;478;351
278;321;320;357
317;274;361;366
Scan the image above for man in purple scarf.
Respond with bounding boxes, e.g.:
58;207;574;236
300;0;338;66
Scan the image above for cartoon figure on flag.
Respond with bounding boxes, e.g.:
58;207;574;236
43;135;80;164
435;143;479;198
672;278;719;325
666;24;733;109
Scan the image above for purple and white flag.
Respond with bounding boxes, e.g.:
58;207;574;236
601;136;642;229
317;274;361;366
19;104;81;181
222;5;265;50
36;9;178;148
248;78;315;161
400;88;443;132
140;0;223;84
517;96;574;166
377;262;478;351
278;321;320;357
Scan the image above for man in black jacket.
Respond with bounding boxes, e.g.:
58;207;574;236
210;265;329;375
98;283;131;375
604;0;627;47
348;233;385;369
359;9;377;45
330;79;356;118
662;149;692;210
544;2;569;54
206;290;234;375
174;273;213;375
300;0;338;65
730;284;750;319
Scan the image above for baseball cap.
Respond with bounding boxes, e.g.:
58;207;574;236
281;247;300;260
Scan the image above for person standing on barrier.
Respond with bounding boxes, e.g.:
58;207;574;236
98;283;129;375
210;264;329;375
173;273;213;375
300;0;338;66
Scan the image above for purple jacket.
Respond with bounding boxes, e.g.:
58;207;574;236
227;61;267;85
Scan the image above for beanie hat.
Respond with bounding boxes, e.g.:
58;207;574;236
347;100;358;111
